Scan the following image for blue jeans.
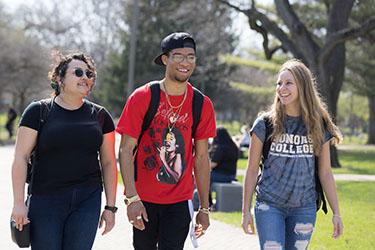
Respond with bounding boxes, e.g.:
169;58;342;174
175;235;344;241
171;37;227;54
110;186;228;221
210;171;236;183
254;200;317;250
29;186;102;250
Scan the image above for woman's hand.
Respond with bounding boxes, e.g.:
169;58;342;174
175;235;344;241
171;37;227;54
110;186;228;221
11;203;29;231
99;210;115;235
331;214;343;239
241;212;255;235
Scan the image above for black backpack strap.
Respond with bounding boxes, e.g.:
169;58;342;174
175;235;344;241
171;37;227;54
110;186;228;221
133;81;161;181
262;116;273;162
141;82;160;137
315;156;328;214
27;98;54;194
192;87;204;138
260;115;273;171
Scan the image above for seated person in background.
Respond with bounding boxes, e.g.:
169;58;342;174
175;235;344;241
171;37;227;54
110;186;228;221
239;125;250;148
208;126;239;207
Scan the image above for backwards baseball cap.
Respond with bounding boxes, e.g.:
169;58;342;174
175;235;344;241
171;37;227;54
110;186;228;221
153;32;196;66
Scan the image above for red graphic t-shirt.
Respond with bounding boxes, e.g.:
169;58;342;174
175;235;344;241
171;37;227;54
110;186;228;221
116;82;216;204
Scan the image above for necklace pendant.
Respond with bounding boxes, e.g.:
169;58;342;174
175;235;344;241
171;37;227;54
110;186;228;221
170;115;177;123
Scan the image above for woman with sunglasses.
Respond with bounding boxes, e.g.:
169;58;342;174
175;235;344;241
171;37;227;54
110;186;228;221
11;51;118;250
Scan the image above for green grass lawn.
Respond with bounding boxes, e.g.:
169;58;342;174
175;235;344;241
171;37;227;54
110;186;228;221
211;181;375;249
334;147;375;175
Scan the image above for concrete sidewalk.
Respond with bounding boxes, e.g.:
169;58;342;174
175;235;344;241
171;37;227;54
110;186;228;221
0;144;259;250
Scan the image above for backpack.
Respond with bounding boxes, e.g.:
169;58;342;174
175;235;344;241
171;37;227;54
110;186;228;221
27;98;106;193
133;81;204;181
260;116;328;214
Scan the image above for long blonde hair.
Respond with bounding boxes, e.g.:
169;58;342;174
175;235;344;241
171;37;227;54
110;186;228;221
265;59;342;156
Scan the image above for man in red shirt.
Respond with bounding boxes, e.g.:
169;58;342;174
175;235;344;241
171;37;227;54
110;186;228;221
117;32;216;249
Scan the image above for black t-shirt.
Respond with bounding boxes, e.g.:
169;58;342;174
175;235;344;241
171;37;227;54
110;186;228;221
19;99;115;194
209;144;238;176
8;108;17;122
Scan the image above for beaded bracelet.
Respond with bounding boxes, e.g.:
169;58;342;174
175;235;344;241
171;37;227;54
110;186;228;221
333;214;341;218
198;206;210;214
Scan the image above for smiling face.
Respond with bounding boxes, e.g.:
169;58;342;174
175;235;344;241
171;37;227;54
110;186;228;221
162;47;195;83
276;70;300;111
61;59;94;97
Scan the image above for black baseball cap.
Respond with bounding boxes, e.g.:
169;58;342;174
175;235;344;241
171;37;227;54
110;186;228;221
153;32;196;66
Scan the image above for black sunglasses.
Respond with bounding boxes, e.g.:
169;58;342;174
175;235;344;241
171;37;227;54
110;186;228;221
73;68;94;79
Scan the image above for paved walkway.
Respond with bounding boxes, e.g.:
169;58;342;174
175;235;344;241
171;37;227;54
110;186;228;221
0;144;259;250
2;141;374;250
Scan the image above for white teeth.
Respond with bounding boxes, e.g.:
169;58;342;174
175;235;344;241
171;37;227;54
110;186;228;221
178;69;188;72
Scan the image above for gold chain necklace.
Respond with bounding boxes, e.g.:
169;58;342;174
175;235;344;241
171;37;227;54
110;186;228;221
163;81;187;109
163;81;187;132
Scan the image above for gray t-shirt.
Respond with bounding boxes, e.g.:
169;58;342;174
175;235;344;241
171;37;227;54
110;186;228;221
251;114;332;208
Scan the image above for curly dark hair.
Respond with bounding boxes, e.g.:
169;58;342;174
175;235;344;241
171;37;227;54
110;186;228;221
48;50;97;96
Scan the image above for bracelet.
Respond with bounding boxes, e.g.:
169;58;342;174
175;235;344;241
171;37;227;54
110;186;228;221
333;214;341;218
198;206;210;214
124;194;141;206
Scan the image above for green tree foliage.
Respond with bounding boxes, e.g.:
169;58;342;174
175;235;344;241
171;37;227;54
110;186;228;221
219;0;375;167
98;0;237;116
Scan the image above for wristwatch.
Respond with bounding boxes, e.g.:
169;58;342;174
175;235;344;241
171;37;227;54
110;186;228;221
124;194;141;206
104;205;118;213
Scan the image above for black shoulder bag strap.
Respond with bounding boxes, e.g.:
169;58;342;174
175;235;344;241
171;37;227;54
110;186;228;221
27;98;54;195
133;81;160;181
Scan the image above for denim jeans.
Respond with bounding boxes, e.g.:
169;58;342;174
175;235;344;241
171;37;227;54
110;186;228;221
210;171;236;183
254;200;317;250
28;186;102;250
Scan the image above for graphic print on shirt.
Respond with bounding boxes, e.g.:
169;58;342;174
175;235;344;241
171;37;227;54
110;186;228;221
141;126;161;172
138;99;189;184
269;133;314;158
156;127;187;184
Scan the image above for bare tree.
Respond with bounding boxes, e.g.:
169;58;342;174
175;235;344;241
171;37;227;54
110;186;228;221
219;0;375;167
2;31;48;112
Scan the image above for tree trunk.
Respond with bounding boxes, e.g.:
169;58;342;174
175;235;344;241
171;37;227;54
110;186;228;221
367;96;375;144
315;44;346;168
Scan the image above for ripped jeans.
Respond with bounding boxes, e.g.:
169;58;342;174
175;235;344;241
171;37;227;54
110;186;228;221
254;200;316;250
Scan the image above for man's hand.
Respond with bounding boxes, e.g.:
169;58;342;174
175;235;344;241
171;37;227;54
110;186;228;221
194;211;210;238
127;201;149;230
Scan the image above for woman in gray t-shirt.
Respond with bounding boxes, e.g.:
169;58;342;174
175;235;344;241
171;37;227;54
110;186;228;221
241;59;343;249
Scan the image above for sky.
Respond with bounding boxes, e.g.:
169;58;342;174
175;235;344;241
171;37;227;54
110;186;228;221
1;0;267;54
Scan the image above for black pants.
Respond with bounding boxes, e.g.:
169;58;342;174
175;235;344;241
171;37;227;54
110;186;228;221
133;200;191;250
5;121;14;138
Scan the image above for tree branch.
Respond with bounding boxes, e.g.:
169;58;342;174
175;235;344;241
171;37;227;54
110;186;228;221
274;0;320;60
219;0;299;60
321;17;375;63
